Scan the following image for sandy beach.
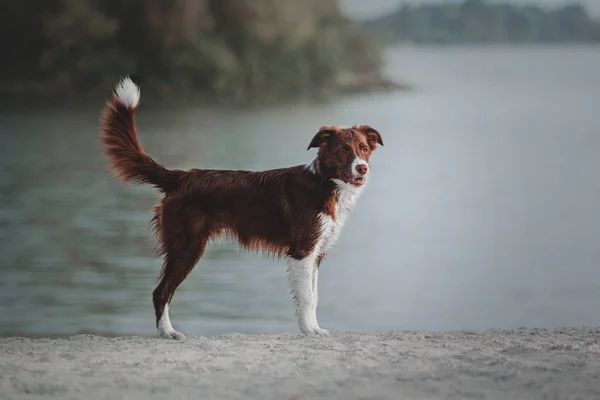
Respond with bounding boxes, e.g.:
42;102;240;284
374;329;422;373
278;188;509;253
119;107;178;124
1;327;599;400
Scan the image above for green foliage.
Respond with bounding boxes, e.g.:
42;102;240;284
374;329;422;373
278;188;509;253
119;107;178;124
0;0;386;102
363;0;600;44
148;15;383;104
39;0;137;92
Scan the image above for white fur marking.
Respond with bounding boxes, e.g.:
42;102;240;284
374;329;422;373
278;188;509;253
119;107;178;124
331;178;365;215
158;304;185;340
114;76;140;109
311;266;320;327
351;157;369;178
285;256;328;335
157;303;174;335
305;158;318;174
285;180;364;336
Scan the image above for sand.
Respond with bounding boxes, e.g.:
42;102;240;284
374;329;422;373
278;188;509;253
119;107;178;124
1;327;599;400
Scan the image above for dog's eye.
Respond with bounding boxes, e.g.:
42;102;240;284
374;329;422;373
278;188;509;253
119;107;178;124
339;148;348;155
361;147;369;153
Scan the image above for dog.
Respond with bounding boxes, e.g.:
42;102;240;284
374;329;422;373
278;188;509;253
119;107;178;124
99;77;383;339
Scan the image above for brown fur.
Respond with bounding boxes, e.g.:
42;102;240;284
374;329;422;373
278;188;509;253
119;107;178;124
99;91;383;332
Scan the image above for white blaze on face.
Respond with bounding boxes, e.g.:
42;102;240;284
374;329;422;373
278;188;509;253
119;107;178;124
351;157;369;178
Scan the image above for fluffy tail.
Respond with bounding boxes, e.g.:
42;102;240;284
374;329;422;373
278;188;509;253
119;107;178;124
99;77;183;193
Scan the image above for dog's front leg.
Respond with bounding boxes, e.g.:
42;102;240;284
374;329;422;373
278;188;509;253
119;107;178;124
285;255;330;336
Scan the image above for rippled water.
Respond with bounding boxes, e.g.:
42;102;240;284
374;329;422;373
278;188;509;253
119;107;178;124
1;45;600;337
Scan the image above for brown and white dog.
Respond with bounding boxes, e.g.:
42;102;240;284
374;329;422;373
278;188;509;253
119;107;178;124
99;77;383;339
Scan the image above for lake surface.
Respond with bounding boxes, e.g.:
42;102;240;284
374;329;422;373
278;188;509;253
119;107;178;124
1;45;600;337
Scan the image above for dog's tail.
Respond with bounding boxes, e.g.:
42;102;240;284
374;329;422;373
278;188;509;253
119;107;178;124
99;77;184;194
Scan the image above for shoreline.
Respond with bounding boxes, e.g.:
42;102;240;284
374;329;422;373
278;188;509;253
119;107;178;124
2;327;599;399
0;72;408;110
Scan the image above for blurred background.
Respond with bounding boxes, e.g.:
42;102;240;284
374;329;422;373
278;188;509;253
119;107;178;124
1;0;599;337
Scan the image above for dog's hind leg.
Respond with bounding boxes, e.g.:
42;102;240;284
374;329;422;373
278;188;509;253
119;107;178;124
152;204;209;340
152;237;207;340
153;245;205;339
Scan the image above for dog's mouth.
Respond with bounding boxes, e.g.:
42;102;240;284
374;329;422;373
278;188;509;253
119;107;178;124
344;176;365;187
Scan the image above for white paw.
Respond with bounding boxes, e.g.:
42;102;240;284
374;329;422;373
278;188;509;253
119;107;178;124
312;328;331;337
160;330;186;340
301;325;331;337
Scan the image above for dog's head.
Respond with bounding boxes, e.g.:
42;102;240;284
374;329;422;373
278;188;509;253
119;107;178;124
307;125;383;187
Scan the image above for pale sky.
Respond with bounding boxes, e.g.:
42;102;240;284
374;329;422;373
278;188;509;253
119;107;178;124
341;0;600;19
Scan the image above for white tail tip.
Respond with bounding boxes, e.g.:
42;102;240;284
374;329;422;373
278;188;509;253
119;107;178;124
114;76;140;109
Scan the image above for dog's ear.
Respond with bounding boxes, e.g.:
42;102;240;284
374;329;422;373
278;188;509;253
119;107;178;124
355;125;384;149
307;126;336;150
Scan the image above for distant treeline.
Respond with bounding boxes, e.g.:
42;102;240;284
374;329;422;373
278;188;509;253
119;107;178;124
0;0;387;103
363;0;600;44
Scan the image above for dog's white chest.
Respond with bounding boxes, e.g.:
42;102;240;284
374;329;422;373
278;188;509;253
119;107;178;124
315;182;363;255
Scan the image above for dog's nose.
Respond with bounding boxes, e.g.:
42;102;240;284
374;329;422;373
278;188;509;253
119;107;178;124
355;164;368;175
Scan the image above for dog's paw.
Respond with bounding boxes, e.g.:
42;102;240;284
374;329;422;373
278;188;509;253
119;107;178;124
160;330;186;340
312;328;331;337
301;326;331;337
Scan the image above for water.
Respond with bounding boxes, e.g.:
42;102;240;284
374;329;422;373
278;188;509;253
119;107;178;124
1;45;600;337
